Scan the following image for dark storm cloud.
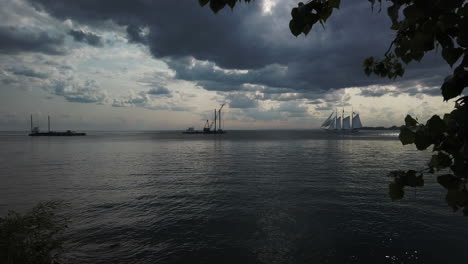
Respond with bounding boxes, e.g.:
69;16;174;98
359;86;393;97
314;105;334;111
126;24;148;44
0;26;65;55
167;58;301;91
226;93;259;108
68;29;103;47
26;0;450;97
51;79;107;104
138;71;174;97
112;91;192;111
276;102;310;117
147;87;171;96
359;77;443;98
236;101;311;121
8;67;48;79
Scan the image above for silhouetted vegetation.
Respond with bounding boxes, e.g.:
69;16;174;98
0;201;69;264
200;0;468;213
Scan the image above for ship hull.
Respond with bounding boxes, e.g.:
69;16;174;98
29;132;86;136
182;131;227;134
322;128;359;133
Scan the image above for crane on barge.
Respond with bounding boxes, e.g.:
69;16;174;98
217;103;225;133
183;103;227;134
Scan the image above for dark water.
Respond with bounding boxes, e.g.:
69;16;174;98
0;130;466;263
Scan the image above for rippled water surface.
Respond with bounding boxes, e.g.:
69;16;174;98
0;130;467;263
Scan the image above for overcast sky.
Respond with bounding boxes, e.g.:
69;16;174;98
0;0;458;130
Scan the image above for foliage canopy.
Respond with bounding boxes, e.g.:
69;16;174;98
0;201;69;264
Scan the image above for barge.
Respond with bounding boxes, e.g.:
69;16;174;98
182;104;227;134
28;115;86;136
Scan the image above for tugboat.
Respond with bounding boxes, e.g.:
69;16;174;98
28;115;86;136
182;127;202;134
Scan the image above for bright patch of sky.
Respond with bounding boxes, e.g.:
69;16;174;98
262;0;278;15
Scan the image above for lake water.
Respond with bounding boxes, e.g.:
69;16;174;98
0;130;467;263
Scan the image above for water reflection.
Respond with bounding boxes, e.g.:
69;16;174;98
0;130;467;263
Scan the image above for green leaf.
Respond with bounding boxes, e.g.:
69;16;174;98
442;47;464;67
401;170;424;187
387;3;401;27
446;189;468;210
436;33;454;49
457;18;468;47
414;131;432;150
209;0;226;13
329;0;341;9
404;115;418;126
389;182;404;201
226;0;237;8
421;19;437;34
462;55;468;67
437;174;462;190
426;115;447;136
289;19;302;37
394;62;405;77
319;6;334;22
407;175;424;187
410;32;426;51
441;75;465;101
411;50;424;61
438;13;459;31
452;152;468;178
458;3;468;16
304;13;319;25
291;7;299;19
302;23;312;36
363;57;374;67
403;5;424;24
401;53;412;64
399;126;415;145
199;0;210;7
429;152;453;170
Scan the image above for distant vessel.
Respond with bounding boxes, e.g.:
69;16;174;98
28;115;86;136
321;109;363;132
182;127;203;134
183;104;227;134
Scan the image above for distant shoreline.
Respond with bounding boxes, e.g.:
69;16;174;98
0;127;402;133
359;126;401;130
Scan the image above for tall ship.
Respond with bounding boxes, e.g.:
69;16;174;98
321;109;363;132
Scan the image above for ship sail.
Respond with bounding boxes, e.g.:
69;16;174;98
321;112;335;127
343;116;351;130
336;116;342;129
329;118;336;129
321;109;362;131
352;114;363;129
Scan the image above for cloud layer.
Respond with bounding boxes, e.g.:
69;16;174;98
0;0;457;129
25;0;450;96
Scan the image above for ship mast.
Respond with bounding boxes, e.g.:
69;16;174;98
218;103;225;132
214;109;217;133
335;108;337;130
342;108;344;131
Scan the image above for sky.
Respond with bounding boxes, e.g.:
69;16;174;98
0;0;459;130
